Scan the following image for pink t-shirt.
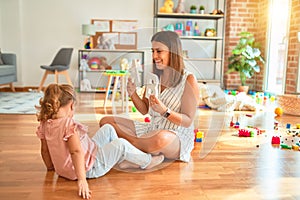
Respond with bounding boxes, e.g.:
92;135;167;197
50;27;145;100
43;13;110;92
36;117;97;180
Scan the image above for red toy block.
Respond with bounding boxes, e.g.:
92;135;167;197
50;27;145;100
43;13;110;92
271;136;280;144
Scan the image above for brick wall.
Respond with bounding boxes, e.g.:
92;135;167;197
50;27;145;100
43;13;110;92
286;0;300;93
223;0;299;94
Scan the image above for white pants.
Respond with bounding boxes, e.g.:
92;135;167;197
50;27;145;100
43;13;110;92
86;124;151;178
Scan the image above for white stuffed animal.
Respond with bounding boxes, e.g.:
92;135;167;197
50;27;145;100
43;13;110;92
80;79;92;91
79;59;90;79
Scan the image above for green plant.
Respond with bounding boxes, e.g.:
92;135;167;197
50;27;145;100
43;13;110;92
199;5;205;10
190;5;197;10
227;31;265;86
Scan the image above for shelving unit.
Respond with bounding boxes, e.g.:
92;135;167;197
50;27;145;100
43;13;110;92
153;0;226;86
78;49;144;92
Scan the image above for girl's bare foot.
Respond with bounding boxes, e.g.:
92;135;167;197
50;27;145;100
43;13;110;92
145;155;164;169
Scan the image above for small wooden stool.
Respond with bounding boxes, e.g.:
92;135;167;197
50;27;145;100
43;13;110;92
103;70;129;114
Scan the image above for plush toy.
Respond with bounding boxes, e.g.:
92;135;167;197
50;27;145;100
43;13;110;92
99;56;112;70
159;0;174;13
175;0;185;13
120;58;129;70
80;79;92;91
79;59;90;79
97;35;115;50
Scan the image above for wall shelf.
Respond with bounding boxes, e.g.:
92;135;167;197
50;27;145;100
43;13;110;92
153;0;226;87
78;49;144;92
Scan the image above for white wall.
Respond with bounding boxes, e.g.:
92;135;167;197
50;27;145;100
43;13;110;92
0;0;154;87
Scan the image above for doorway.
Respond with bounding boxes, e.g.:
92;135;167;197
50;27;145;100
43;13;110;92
265;0;291;94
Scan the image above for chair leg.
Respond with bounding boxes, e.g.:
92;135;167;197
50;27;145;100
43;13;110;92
62;71;73;86
38;71;49;92
55;70;59;83
9;83;15;92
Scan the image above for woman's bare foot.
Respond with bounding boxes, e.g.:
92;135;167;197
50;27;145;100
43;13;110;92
118;161;140;169
145;155;164;169
118;155;165;170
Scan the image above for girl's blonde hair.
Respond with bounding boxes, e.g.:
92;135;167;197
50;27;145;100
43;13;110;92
36;84;76;122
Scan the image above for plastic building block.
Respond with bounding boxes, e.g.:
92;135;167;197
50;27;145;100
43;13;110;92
195;131;204;142
144;117;151;123
271;136;280;144
238;128;256;137
292;145;300;151
280;144;292;149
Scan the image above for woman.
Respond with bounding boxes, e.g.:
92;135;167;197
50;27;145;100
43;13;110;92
99;31;199;162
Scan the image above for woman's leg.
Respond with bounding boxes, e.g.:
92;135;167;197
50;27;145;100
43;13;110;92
132;130;181;160
99;116;137;137
100;117;180;160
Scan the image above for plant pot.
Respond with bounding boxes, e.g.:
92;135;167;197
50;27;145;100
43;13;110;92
190;9;197;14
238;85;249;94
199;10;205;14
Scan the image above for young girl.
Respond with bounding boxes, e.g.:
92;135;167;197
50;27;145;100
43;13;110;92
36;83;164;199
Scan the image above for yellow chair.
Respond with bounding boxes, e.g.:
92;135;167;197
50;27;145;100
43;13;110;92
38;48;73;91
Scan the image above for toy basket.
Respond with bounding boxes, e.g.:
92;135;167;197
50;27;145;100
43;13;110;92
277;94;300;116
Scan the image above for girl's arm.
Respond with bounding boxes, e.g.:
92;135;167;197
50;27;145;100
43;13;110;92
67;133;91;199
40;139;54;171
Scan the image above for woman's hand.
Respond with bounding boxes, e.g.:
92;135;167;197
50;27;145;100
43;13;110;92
149;95;167;115
78;179;91;199
127;77;136;97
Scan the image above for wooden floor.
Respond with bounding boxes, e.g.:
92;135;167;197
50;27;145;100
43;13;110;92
1;92;300;200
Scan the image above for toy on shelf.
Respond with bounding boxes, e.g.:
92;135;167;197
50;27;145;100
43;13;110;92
211;9;224;15
205;28;216;37
174;0;185;13
159;0;174;13
163;24;175;31
97;35;115;50
175;22;184;36
120;58;129;70
88;57;111;70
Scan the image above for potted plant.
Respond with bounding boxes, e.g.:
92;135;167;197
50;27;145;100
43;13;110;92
227;31;265;93
199;5;205;14
190;5;197;14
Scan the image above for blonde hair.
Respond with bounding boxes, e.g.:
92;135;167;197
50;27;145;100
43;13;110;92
36;84;76;122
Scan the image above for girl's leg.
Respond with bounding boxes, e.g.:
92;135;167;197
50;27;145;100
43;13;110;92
92;124;118;147
100;138;164;170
